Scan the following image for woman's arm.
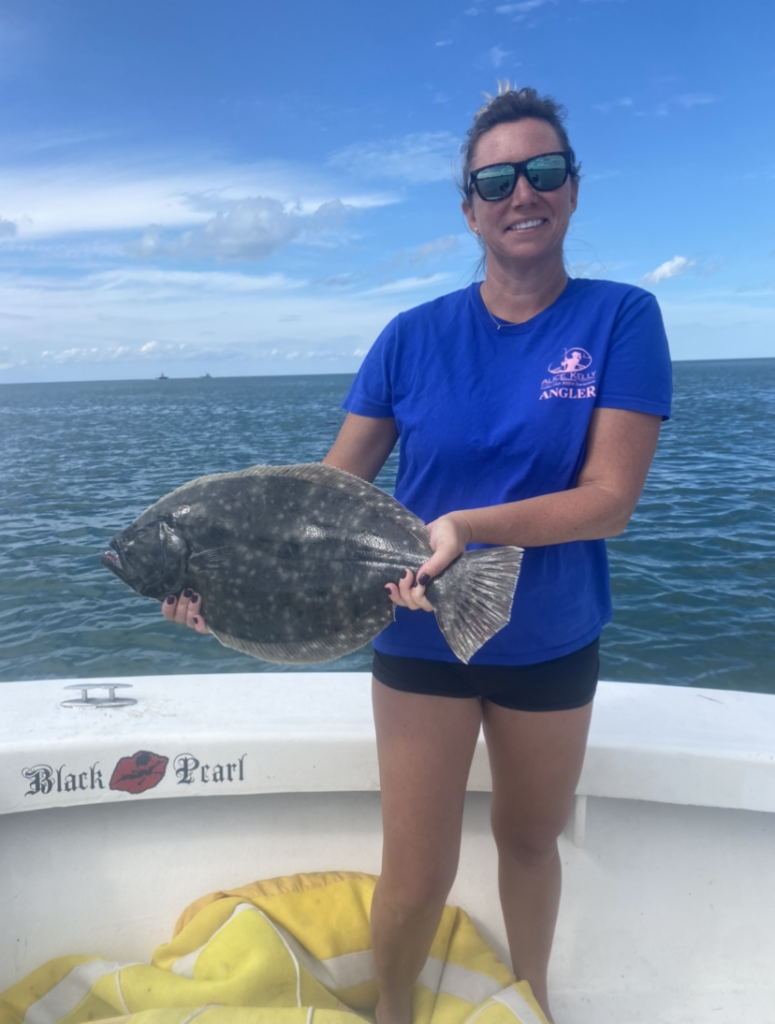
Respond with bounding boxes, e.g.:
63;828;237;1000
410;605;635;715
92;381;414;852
392;407;662;611
322;412;399;482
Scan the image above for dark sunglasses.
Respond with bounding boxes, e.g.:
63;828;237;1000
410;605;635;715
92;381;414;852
468;152;572;201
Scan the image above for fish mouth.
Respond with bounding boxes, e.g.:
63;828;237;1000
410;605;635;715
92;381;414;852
101;542;126;580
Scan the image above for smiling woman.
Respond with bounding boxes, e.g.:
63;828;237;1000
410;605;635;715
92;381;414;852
166;84;672;1023
459;87;581;290
320;85;671;1024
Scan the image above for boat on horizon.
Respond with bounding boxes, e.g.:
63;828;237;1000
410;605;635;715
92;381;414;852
155;372;169;380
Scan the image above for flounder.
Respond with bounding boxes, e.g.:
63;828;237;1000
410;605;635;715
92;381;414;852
102;463;523;664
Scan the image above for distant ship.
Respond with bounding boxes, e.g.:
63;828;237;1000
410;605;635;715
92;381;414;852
200;372;212;378
155;373;169;380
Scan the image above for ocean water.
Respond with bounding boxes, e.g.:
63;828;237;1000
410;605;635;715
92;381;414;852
0;362;773;692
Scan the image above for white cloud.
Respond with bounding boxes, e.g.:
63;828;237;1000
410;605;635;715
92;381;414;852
0;216;17;238
639;255;694;286
595;97;634;114
659;300;775;360
435;39;452;47
314;273;356;288
328;132;458;183
57;267;304;294
0;155;395;240
0;266;456;378
636;94;719;118
409;235;461;264
582;169;621;182
0;346;26;370
489;46;510;68
673;93;717;109
128;197;354;263
496;0;553;12
361;273;452;295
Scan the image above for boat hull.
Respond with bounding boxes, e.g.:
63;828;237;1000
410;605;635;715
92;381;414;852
2;674;775;1023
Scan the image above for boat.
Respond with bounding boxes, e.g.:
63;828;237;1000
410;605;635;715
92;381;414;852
200;372;213;378
1;673;774;1022
155;372;169;380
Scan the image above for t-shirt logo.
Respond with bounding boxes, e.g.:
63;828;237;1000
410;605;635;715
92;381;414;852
540;347;597;401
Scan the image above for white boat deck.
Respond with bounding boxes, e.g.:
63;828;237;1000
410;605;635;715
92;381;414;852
2;674;774;1023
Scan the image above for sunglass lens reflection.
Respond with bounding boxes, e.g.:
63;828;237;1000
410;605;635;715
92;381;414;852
474;156;569;200
475;167;517;200
526;156;568;190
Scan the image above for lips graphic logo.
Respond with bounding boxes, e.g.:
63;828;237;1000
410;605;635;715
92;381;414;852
109;750;169;794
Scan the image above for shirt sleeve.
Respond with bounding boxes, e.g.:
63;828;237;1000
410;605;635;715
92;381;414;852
342;317;398;418
595;289;673;420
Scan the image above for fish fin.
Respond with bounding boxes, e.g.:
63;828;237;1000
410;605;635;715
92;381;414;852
431;546;523;664
187;546;241;571
209;604;395;665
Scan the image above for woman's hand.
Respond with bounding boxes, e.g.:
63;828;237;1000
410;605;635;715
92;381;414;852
384;513;473;612
161;589;209;633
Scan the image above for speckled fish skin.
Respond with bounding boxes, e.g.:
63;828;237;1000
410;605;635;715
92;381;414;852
102;464;523;665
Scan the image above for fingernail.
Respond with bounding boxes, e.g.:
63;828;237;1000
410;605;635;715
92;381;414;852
192;616;200;626
400;569;408;579
190;594;199;605
418;572;430;586
165;595;176;605
183;588;193;598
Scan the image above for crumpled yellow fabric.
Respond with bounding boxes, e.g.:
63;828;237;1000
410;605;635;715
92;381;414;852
0;871;548;1024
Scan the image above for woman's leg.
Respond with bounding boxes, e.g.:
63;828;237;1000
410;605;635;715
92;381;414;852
481;699;594;1024
370;677;482;1024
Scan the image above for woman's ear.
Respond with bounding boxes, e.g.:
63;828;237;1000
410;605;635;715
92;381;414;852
462;198;479;234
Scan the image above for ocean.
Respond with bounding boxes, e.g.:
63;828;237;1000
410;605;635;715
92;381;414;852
0;361;773;691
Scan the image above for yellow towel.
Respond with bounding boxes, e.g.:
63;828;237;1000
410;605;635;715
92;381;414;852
0;871;548;1024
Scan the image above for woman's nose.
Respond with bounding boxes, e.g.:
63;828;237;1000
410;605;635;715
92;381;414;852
509;173;538;204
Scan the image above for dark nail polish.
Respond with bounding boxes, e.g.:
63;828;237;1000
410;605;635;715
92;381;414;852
418;572;431;586
183;588;193;598
165;595;176;605
192;616;199;626
190;594;199;604
400;569;408;579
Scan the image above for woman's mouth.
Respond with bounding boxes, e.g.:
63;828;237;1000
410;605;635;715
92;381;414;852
507;218;546;232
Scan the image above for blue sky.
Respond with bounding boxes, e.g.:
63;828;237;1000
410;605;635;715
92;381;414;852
0;0;773;382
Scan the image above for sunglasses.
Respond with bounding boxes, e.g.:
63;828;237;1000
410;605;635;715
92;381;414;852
468;152;572;201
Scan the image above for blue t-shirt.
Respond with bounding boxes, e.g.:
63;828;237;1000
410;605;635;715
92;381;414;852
343;278;672;665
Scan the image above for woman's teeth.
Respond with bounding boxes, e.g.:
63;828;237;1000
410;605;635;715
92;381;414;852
509;219;544;231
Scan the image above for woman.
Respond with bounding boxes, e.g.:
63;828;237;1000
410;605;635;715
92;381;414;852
166;87;672;1024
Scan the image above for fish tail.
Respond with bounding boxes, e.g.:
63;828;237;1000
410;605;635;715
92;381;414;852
431;546;523;664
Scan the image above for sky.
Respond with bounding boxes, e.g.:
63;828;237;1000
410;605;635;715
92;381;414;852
0;0;773;383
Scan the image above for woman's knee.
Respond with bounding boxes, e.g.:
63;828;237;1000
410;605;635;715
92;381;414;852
490;808;566;864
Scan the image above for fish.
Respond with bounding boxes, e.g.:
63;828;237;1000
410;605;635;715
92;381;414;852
101;463;523;665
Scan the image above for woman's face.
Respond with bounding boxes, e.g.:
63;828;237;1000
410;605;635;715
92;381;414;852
463;118;578;273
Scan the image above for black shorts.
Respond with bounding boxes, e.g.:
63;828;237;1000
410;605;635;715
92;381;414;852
372;639;599;713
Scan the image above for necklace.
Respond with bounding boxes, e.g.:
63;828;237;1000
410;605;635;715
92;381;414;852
480;290;513;331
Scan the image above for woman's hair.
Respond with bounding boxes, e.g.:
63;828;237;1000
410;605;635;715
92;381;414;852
459;83;581;202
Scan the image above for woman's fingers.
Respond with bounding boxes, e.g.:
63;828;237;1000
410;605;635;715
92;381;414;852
384;513;472;614
385;570;434;612
161;591;209;633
